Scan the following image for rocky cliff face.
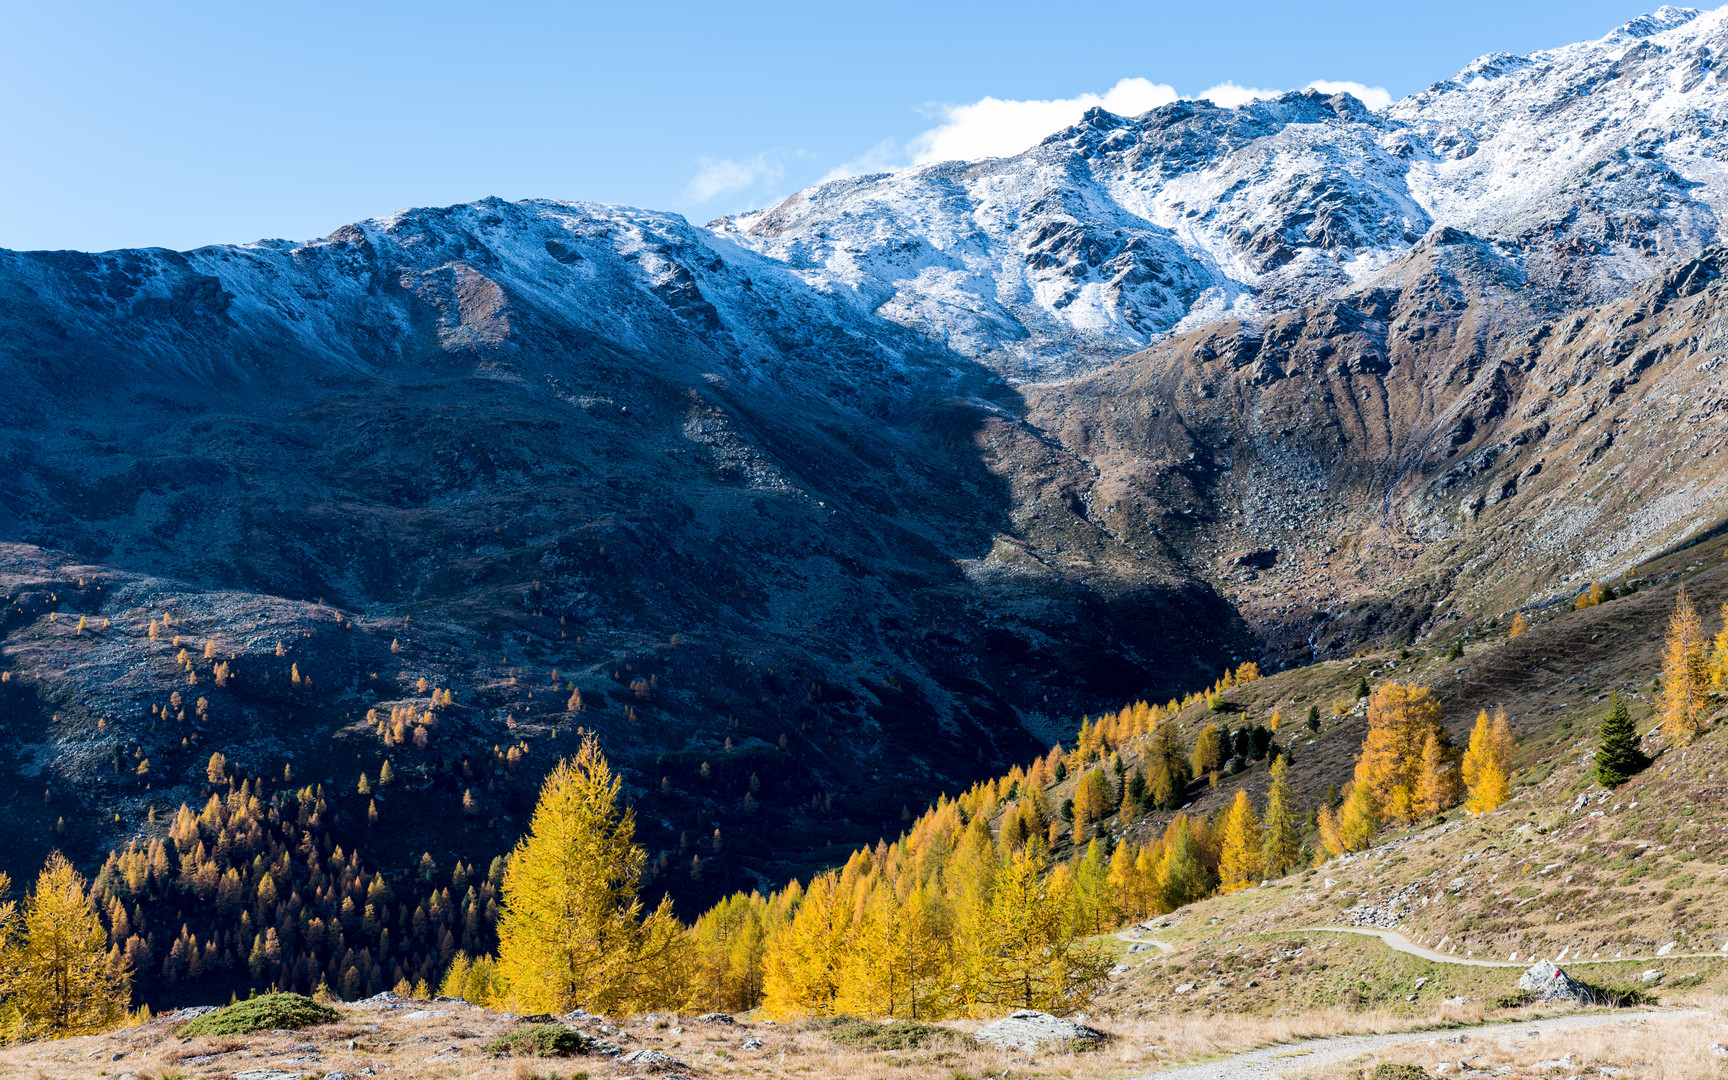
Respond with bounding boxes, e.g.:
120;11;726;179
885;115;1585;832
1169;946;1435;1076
3;9;1727;906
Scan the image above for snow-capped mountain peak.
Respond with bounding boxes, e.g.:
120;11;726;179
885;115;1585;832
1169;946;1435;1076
714;6;1728;379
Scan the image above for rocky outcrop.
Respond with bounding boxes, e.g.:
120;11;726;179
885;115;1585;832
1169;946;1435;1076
1518;959;1588;1002
972;1010;1108;1051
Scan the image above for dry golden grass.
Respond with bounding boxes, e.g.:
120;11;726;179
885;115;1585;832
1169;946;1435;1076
0;994;1569;1080
1295;999;1728;1079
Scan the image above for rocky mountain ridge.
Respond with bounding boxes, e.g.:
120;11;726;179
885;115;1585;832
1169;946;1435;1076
722;5;1728;377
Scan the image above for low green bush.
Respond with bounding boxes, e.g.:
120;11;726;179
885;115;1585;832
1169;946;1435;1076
483;1023;597;1057
176;992;339;1036
803;1016;975;1051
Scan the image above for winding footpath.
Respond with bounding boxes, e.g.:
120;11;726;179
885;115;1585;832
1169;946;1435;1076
1113;925;1724;1077
1299;926;1727;967
1140;1009;1705;1080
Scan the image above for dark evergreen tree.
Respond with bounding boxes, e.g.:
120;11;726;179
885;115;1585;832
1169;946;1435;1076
1594;692;1649;787
1355;676;1371;699
1126;769;1148;808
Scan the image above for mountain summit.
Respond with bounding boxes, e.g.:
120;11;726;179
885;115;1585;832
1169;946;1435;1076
720;5;1728;376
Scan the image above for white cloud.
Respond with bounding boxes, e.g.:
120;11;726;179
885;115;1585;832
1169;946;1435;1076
1305;80;1393;111
908;77;1179;165
1197;79;1392;111
1195;81;1286;109
811;73;1395;190
683;154;786;204
818;139;905;184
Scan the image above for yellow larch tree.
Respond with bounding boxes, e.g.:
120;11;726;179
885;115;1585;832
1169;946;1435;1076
762;869;853;1017
1508;611;1529;638
1315;802;1345;859
1105;841;1138;923
1416;730;1463;816
1462;708;1514;813
494;733;688;1015
1190;723;1223;777
1659;587;1712;741
1354;683;1454;819
1712;603;1728;688
5;853;131;1041
1260;756;1302;877
1217;789;1263;892
1337;783;1379;852
970;847;1109;1013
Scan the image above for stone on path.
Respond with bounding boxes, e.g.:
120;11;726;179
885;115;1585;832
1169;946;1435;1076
1518;959;1587;1002
973;1010;1106;1052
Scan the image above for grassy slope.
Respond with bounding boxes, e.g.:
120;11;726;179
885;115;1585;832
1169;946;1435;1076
1078;538;1728;1018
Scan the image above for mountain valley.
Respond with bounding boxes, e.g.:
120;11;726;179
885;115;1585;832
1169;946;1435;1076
4;9;1728;1056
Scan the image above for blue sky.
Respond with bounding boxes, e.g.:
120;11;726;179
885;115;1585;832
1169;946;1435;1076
0;0;1661;251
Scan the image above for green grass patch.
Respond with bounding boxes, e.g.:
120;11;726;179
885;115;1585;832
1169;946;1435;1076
1577;979;1654;1007
804;1016;976;1051
483;1023;599;1057
176;992;339;1037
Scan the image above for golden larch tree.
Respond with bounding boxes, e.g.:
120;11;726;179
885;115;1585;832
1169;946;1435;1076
1508;611;1529;638
1216;789;1263;892
1659;587;1712;741
1260;756;1302;877
5;853;131;1041
1337;783;1379;852
1712;603;1728;688
762;870;852;1017
494;733;687;1015
969;847;1109;1013
1416;731;1462;816
1461;708;1514;813
1354;683;1452;817
1190;723;1223;777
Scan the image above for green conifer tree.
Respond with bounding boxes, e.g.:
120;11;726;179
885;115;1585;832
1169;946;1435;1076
1594;692;1649;787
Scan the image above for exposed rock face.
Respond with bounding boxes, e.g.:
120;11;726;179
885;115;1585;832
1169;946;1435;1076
1518;959;1588;1001
972;1010;1107;1051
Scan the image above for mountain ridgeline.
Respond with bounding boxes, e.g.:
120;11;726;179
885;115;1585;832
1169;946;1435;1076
1;6;1728;943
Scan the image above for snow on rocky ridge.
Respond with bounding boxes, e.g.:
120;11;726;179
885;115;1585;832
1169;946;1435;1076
7;8;1727;393
719;5;1728;378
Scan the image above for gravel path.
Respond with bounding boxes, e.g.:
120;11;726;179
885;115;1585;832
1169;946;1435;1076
1140;1009;1699;1079
1116;928;1176;954
1300;927;1519;967
1302;926;1726;967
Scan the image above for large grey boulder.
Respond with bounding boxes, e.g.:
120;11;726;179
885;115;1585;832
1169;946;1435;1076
973;1010;1106;1051
1518;959;1588;1002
